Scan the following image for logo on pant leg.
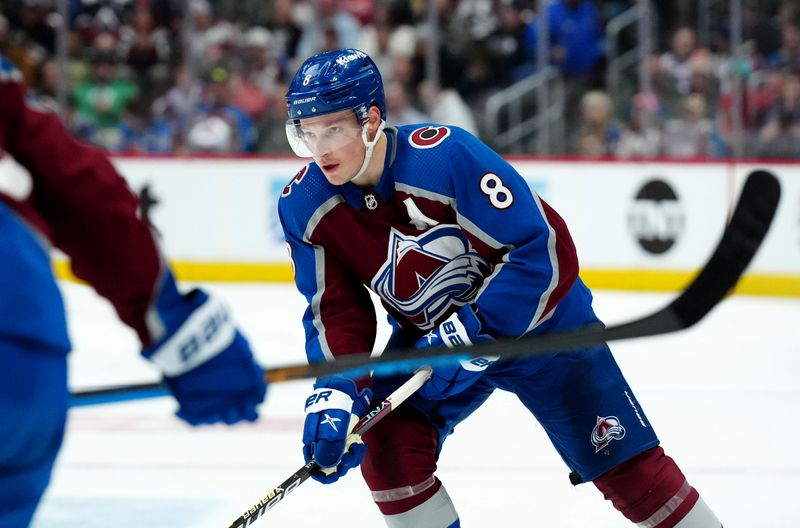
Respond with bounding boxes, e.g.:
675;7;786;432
591;416;626;453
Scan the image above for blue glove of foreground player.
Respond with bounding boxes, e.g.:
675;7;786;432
142;276;266;426
415;305;497;400
303;376;372;484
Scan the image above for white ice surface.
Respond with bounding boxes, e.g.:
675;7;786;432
32;282;800;528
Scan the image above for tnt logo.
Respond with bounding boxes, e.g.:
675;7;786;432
627;179;685;254
591;416;626;453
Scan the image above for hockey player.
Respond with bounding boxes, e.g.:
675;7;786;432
279;48;723;527
0;54;267;528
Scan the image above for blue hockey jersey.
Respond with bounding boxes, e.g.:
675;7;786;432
279;124;587;365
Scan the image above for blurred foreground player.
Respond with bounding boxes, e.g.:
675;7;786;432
279;48;723;527
0;54;266;528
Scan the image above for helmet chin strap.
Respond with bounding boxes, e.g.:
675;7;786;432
351;119;386;184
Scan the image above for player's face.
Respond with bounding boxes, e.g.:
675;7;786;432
292;110;367;185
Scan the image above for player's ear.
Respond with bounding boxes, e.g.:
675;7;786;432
367;105;382;135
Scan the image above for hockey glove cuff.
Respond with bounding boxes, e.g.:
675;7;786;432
415;305;497;400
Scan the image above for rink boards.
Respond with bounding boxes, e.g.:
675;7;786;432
51;157;800;296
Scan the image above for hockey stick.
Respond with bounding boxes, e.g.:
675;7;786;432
70;170;780;403
256;169;782;381
70;383;168;407
226;366;433;528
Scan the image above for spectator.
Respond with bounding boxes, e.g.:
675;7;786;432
13;0;57;55
766;21;800;72
458;48;497;105
341;0;375;26
117;5;172;97
202;22;239;68
615;92;662;159
295;0;361;59
227;27;285;122
65;30;91;88
410;23;466;108
523;0;603;80
749;69;785;127
756;71;800;157
356;4;416;84
0;12;41;84
144;63;204;154
182;65;257;153
743;2;783;60
524;0;604;132
266;0;302;60
483;0;533;85
321;23;342;52
253;90;292;153
72;40;139;146
72;3;126;48
661;94;724;158
186;0;235;70
241;26;290;90
105;98;150;153
228;68;270;123
687;51;722;117
31;58;60;112
385;80;428;127
418;77;479;136
142;107;181;154
391;54;417;93
570;90;620;158
652;27;704;115
776;1;799;33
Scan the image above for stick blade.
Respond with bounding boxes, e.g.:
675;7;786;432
668;169;781;328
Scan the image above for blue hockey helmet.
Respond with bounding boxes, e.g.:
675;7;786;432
285;48;386;124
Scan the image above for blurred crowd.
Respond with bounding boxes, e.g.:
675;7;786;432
1;0;799;158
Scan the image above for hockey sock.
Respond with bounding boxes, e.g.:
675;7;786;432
593;446;722;527
382;486;460;528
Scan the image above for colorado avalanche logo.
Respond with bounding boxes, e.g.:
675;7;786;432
371;225;489;329
591;416;626;453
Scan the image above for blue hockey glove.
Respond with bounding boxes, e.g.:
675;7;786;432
415;305;497;400
142;283;266;426
303;376;372;484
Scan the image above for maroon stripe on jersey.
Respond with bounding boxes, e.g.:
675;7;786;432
308;205;379;358
537;197;579;322
318;250;378;358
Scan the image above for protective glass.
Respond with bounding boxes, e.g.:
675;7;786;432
285;111;366;158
